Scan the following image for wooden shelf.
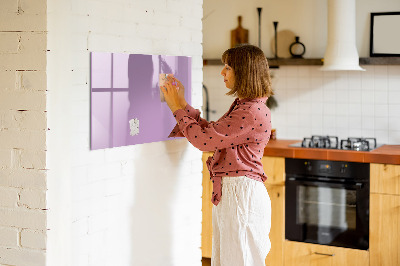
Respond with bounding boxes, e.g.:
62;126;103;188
202;59;223;66
203;57;400;67
203;58;323;67
268;58;323;67
359;57;400;65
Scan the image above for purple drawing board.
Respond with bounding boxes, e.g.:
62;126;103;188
90;52;192;150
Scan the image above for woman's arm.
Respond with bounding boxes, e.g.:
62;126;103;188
172;107;257;152
168;103;211;138
182;104;210;128
163;79;262;149
163;76;211;137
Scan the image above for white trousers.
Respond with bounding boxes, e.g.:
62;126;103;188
212;176;271;266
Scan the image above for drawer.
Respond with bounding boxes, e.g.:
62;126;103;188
283;241;369;266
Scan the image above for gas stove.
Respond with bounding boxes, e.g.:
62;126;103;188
289;135;381;151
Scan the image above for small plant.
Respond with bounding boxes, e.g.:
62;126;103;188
266;95;278;110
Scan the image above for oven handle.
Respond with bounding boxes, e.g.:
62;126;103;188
286;177;364;189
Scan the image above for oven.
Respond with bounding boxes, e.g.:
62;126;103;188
285;158;370;250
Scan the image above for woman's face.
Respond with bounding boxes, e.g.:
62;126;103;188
220;64;235;89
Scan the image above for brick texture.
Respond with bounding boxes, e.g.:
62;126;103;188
0;227;19;247
21;229;46;249
0;169;46;189
19;189;47;209
0;0;47;264
0;187;19;208
0;247;46;266
46;0;203;265
0;208;46;230
3;0;204;265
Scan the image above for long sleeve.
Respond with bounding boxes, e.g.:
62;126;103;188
168;104;210;138
171;97;271;206
172;106;257;152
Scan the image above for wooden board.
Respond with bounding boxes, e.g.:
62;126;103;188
264;184;285;266
284;241;369;266
370;163;400;195
201;152;214;258
262;156;285;185
230;16;249;48
370;193;400;266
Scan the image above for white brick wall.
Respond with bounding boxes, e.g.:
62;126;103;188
0;187;19;208
2;0;204;265
47;1;203;266
0;227;19;247
0;0;48;265
0;247;46;266
0;208;46;230
21;229;47;250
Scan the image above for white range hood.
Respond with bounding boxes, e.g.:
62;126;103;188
320;0;365;71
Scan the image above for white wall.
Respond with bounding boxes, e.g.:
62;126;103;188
271;65;400;144
203;0;400;58
47;0;203;266
204;0;326;59
203;0;400;145
204;65;400;144
0;0;48;265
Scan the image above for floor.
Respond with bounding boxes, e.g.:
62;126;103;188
202;257;211;266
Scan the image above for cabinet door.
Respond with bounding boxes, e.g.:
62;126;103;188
370;163;400;195
284;241;369;266
264;184;284;266
201;152;213;258
370;193;400;266
261;156;285;185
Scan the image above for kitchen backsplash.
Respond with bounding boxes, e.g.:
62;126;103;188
203;65;400;144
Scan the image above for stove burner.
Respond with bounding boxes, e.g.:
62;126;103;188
301;135;339;149
294;136;379;151
340;137;377;151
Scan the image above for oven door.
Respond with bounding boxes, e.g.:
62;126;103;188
285;177;369;250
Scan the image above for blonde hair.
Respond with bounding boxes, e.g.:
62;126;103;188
221;44;273;99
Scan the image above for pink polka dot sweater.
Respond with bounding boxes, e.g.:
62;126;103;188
168;97;271;206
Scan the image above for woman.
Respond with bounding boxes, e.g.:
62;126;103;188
161;44;273;266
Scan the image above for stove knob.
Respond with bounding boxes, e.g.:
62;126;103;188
305;162;312;171
340;164;347;174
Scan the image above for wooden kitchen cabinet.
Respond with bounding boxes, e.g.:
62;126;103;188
370;193;400;266
202;152;213;258
262;156;285;266
201;154;286;266
261;156;285;186
284;241;369;266
264;184;285;266
370;163;400;266
370;163;400;195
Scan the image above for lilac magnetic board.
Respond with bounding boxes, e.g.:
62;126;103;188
90;52;192;150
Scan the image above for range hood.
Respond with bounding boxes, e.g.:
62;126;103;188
320;0;365;71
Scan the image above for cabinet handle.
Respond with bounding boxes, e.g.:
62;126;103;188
314;252;335;257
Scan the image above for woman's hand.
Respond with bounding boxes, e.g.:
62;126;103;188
160;76;184;113
173;77;187;108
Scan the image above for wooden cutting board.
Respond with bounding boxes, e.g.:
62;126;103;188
231;16;249;48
